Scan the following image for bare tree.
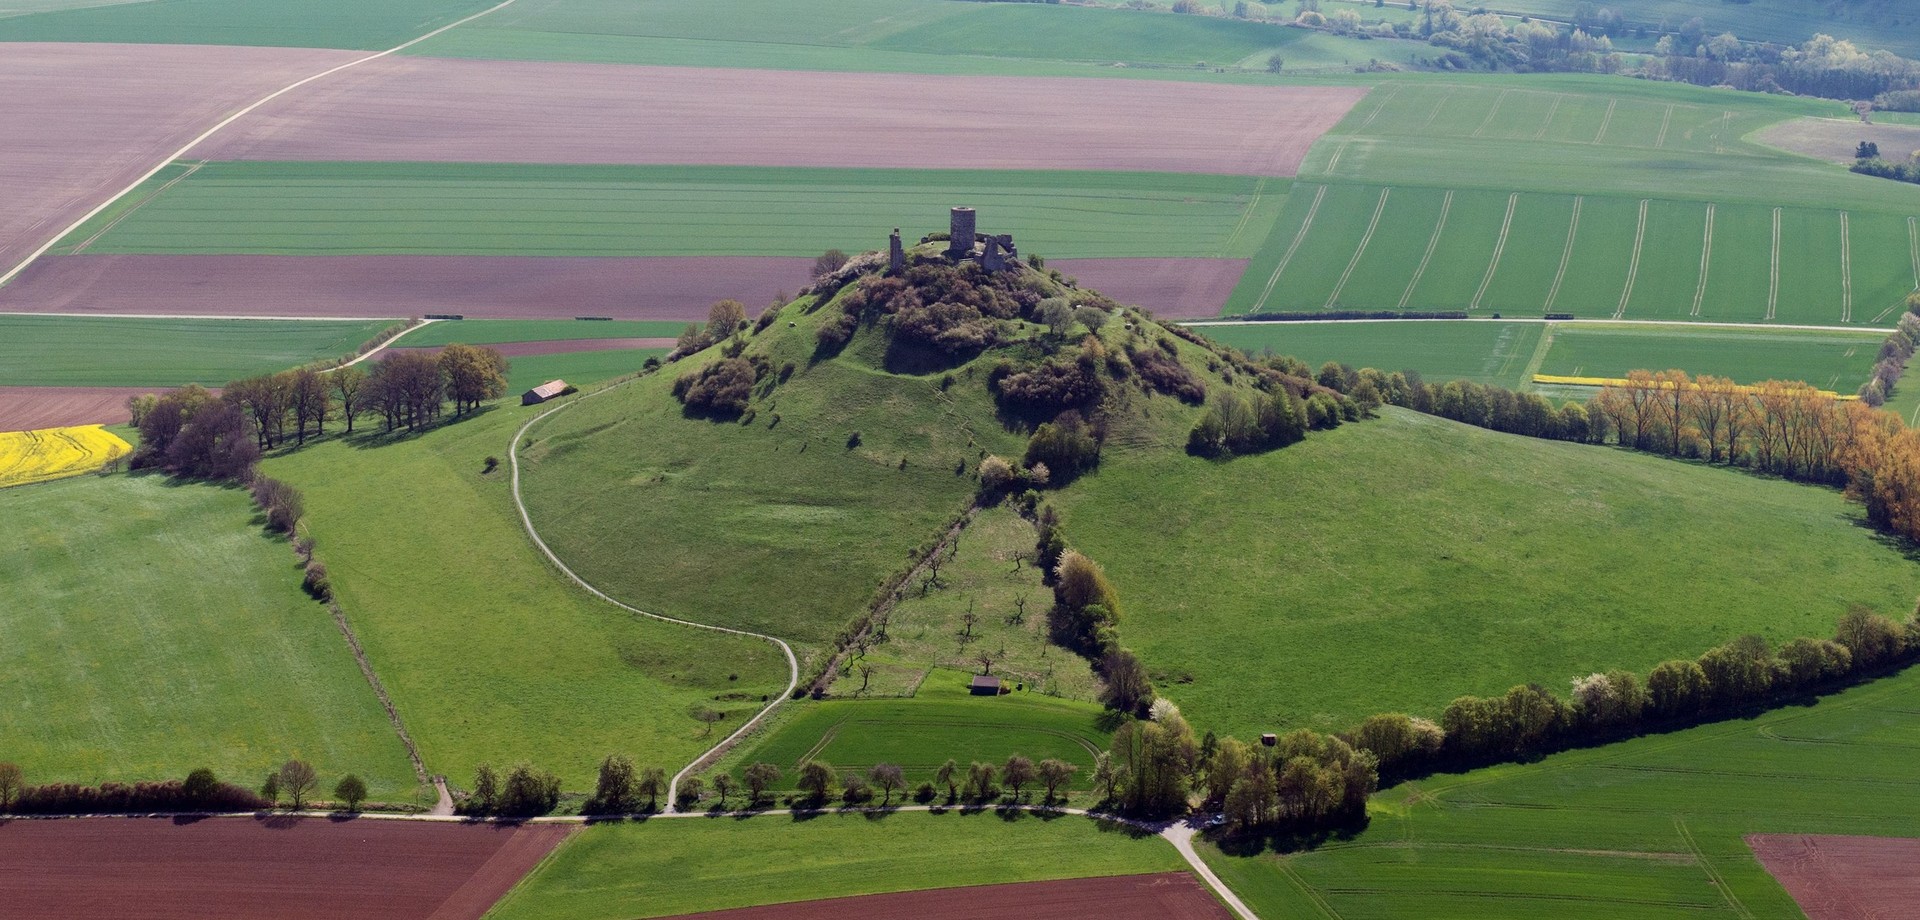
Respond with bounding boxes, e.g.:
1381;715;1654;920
868;763;906;805
935;759;959;802
858;663;876;693
691;704;725;737
1002;756;1035;801
277;760;318;810
975;649;996;675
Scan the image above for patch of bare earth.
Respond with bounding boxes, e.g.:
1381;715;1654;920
1754;117;1920;164
0;816;573;920
0;255;1245;320
0;43;359;274
654;872;1233;920
1747;834;1920;919
198;58;1364;176
0;386;208;432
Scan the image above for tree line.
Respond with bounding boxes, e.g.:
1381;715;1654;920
0;760;371;815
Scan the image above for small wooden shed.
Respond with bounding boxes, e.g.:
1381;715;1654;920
970;674;1003;696
522;379;569;406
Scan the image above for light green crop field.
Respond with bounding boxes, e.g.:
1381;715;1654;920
0;0;493;48
0;315;395;387
410;0;1421;77
486;810;1182;920
260;403;788;792
717;669;1112;793
1055;407;1920;737
517;298;1028;648
58;163;1282;261
395;319;686;347
1204;660;1920;919
0;474;419;800
1197;321;1547;388
500;349;664;397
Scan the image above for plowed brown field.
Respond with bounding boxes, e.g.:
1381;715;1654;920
0;43;357;276
199;58;1362;176
1748;834;1920;920
655;872;1232;920
0;386;195;433
0;816;573;920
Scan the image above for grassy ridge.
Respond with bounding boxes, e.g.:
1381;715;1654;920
1056;407;1920;737
0;315;396;387
485;811;1181;920
1204;660;1920;919
58;162;1281;261
261;404;788;791
0;474;419;799
0;0;493;48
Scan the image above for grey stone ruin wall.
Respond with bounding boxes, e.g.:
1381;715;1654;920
949;207;976;258
889;228;905;273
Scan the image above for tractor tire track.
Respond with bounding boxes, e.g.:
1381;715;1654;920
1768;208;1783;322
1253;184;1326;311
1544;196;1582;311
1471;193;1518;311
1327;187;1390;308
1613;199;1649;320
1399;190;1453;309
1691;203;1715;317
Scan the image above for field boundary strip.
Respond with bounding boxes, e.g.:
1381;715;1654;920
68;161;205;255
1326;188;1389;309
509;379;799;811
1691;203;1715;317
1840;212;1854;324
1544;196;1582;311
0;0;525;290
1470;193;1518;311
1253;184;1325;311
1532;375;1852;399
1397;190;1452;309
1768;208;1783;322
1613;199;1650;321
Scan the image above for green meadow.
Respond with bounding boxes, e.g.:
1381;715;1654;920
0;315;395;387
394;319;684;347
1205;660;1920;919
1055;407;1920;737
56;163;1281;261
261;403;788;792
500;349;664;397
486;811;1182;920
1198;320;1546;388
0;0;494;48
0;474;419;799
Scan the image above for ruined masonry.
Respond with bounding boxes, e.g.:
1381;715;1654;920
895;207;1018;273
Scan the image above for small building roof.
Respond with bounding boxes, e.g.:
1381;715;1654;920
970;674;1001;689
526;379;569;399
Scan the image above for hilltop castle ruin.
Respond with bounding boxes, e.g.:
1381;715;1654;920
889;207;1018;274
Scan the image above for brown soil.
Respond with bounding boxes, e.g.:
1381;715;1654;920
389;338;677;358
656;872;1232;920
0;43;358;275
1747;834;1920;920
199;58;1362;176
0;255;1242;320
0;386;207;433
0;816;573;920
1754;117;1920;164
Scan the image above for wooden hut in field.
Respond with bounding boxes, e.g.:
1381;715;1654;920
522;379;569;406
970;674;1003;696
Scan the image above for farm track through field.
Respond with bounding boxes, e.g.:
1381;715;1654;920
1769;208;1783;322
1471;90;1509;139
1534;94;1563;140
1591;99;1617;145
1326;188;1389;309
0;0;527;290
1691;204;1715;317
1356;85;1397;133
1654;103;1675;148
1716;111;1733;154
1397;190;1452;309
1840;212;1854;324
1910;217;1919;291
1544;196;1582;311
1254;184;1325;311
1613;200;1649;321
1470;194;1518;311
68;161;204;256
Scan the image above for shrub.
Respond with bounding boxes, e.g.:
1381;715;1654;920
1836;608;1904;667
497;763;562;817
812;249;850;278
978;455;1015;494
893;299;996;354
1024;412;1100;483
674;357;758;418
334;774;367;811
11;772;266;815
301;561;332;602
990;356;1103;417
1129;347;1205;403
815;310;859;353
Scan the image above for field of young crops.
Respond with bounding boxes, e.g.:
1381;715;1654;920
0;424;129;488
0;0;493;48
0;315;396;387
55;163;1280;261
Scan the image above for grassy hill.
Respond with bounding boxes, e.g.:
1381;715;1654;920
1055;406;1920;736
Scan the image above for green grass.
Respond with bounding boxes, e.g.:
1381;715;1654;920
1054;407;1920;737
395;319;685;347
717;668;1113;793
58;162;1282;261
501;349;664;397
485;810;1182;920
1203;659;1920;919
259;402;788;792
1197;320;1546;388
0;473;419;799
409;0;1424;78
0;0;494;48
1539;323;1885;390
0;315;396;387
516;299;1028;649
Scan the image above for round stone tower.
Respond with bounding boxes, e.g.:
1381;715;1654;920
949;207;976;258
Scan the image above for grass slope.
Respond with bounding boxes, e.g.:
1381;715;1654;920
0;0;493;48
500;349;663;397
260;403;787;791
59;162;1280;261
485;811;1181;920
0;315;395;387
0;474;418;798
1055;407;1920;736
1204;660;1920;919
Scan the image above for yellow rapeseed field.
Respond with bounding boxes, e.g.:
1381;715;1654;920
0;425;133;489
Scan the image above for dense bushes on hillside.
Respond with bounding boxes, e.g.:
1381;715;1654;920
990;354;1104;417
672;357;761;418
1128;343;1205;403
1187;390;1309;458
1024;411;1102;484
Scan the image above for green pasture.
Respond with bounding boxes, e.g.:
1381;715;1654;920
394;319;684;347
1054;407;1920;737
58;162;1282;261
0;315;395;387
410;0;1422;77
0;0;493;48
718;668;1112;794
0;474;419;800
499;348;664;396
1540;323;1885;390
260;402;788;792
1198;320;1546;388
1206;660;1920;919
485;811;1181;920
